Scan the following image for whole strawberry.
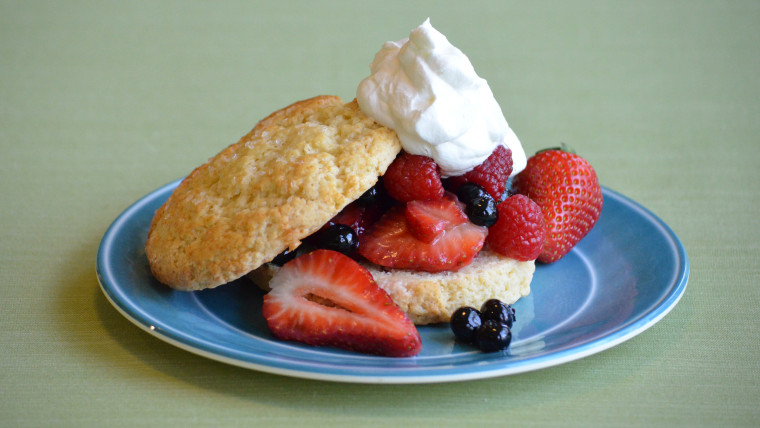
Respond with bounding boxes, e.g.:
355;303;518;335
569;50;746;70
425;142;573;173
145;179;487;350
512;147;603;263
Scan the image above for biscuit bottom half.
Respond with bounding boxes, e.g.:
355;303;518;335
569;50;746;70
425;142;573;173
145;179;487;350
247;250;533;325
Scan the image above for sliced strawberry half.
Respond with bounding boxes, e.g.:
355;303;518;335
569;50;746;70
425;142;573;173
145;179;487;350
359;204;487;273
261;249;421;357
405;195;468;243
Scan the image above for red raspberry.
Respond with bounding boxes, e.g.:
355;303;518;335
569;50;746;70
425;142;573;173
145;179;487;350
446;145;513;200
487;194;545;261
383;152;444;202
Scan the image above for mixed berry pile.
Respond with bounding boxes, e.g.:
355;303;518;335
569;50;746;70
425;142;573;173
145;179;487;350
262;145;603;357
306;145;548;269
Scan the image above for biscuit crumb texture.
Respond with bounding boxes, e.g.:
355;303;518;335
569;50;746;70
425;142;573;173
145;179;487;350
248;250;533;325
367;251;533;324
146;96;401;290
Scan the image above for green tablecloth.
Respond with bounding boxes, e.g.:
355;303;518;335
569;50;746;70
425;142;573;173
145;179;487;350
2;1;758;426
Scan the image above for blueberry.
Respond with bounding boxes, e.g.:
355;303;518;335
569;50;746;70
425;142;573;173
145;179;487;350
450;306;483;343
271;249;298;266
476;320;512;352
357;180;388;206
455;183;489;205
316;224;359;254
480;299;516;328
465;195;499;227
454;184;499;227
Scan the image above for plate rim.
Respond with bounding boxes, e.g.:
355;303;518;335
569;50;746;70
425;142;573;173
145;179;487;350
96;180;689;384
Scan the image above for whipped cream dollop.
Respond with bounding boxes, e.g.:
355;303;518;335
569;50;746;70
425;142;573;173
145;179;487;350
356;19;526;177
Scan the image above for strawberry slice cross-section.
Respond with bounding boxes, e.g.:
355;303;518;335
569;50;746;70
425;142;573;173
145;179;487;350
261;249;422;357
404;195;469;243
359;198;487;273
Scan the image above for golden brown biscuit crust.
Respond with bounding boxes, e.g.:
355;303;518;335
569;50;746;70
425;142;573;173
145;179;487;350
146;96;402;290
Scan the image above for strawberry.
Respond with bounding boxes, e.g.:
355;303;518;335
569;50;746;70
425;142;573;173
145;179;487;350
383;152;444;202
512;147;603;263
359;202;487;273
487;194;546;261
404;195;468;243
262;249;421;357
445;144;513;200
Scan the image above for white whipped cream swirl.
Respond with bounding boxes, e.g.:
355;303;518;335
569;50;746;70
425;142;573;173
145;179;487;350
356;18;526;177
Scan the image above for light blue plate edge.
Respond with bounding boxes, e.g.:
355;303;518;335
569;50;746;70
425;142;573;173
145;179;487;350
96;181;690;384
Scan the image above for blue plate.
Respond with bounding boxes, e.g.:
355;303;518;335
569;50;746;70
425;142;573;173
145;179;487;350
97;181;689;383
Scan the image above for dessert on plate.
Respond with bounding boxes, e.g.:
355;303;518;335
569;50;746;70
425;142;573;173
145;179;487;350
145;19;602;356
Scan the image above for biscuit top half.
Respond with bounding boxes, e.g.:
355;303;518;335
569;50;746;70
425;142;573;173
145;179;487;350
145;95;402;291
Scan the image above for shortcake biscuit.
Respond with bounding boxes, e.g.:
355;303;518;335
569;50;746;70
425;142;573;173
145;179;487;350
248;250;534;325
146;96;402;290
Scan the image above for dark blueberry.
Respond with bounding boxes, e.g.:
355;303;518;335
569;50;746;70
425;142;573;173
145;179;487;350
454;183;490;205
476;320;512;352
316;224;359;254
480;299;516;328
465;195;499;227
450;306;483;343
271;249;298;266
357;179;389;206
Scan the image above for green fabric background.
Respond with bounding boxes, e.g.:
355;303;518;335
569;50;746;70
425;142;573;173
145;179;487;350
1;0;758;426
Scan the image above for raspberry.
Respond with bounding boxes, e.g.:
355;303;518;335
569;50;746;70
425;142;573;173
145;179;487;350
383;152;444;202
446;145;513;200
486;194;545;261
